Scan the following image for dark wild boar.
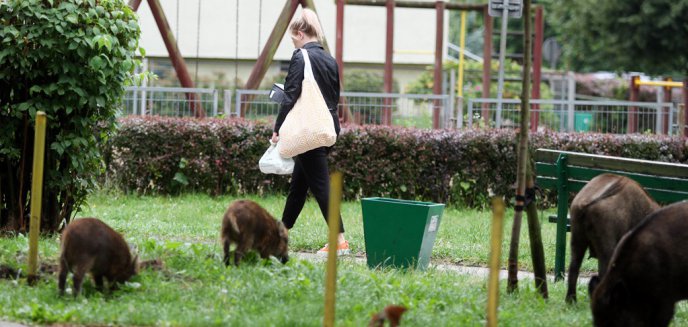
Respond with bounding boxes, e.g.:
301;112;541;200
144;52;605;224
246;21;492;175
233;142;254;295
221;200;289;266
58;218;138;296
566;174;659;303
590;201;688;327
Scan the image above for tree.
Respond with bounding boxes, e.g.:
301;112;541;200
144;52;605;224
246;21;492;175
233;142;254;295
0;0;141;232
547;0;688;76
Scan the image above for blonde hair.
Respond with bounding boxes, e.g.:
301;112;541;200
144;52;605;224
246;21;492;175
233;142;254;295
290;8;324;42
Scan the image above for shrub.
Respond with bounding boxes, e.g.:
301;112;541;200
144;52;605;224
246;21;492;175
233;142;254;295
0;0;140;232
104;117;688;208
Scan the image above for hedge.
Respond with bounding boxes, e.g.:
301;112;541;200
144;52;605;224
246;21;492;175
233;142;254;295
104;117;688;208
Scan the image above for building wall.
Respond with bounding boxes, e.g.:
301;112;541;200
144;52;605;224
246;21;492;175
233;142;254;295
135;0;448;91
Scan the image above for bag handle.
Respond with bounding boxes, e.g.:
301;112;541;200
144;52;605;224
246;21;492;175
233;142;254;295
300;48;316;81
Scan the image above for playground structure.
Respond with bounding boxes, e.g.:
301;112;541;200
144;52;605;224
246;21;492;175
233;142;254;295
126;0;545;128
629;76;688;137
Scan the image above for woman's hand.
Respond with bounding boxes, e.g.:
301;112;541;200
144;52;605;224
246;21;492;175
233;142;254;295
271;132;279;143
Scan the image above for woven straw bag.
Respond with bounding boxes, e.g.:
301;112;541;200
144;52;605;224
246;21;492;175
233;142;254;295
277;49;336;158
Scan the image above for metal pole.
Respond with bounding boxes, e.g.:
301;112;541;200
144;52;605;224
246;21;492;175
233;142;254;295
140;58;148;115
567;71;575;131
147;0;205;117
27;111;47;285
530;6;543;132
383;0;395;125
683;78;688;137
212;89;218;117
432;1;445;129
628;75;639;133
457;11;467;98
494;0;510;129
323;171;343;327
449;69;456;129
481;6;493;126
224;89;232;116
336;0;345;84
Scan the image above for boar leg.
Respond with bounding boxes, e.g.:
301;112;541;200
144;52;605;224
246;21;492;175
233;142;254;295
72;259;94;297
94;275;104;293
566;228;589;303
223;239;231;266
58;258;68;296
595;238;617;277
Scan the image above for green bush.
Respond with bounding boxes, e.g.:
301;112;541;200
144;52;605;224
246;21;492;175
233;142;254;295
104;117;688;208
0;0;140;231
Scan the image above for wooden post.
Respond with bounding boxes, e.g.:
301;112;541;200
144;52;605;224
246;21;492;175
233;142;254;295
244;0;300;93
27;112;47;285
486;196;505;327
525;174;548;298
507;0;533;295
323;171;343;327
432;0;445;129
128;0;142;11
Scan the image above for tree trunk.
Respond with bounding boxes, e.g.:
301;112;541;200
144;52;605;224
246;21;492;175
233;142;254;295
526;172;548;298
507;0;532;294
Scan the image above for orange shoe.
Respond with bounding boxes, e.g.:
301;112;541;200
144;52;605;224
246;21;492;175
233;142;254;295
317;241;351;256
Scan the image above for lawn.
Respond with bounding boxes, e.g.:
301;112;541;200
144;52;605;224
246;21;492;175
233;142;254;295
1;192;687;326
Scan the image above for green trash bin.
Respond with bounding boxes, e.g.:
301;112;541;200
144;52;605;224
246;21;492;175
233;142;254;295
361;197;445;270
574;112;593;132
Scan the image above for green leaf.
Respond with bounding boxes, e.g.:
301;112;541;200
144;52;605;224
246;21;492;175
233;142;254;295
173;172;189;186
89;56;103;70
66;14;78;24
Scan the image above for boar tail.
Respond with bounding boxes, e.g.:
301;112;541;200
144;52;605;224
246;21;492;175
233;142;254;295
223;212;240;235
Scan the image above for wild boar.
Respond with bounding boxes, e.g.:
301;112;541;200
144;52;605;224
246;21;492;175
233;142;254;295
590;201;688;327
58;218;138;296
221;200;289;266
566;174;659;303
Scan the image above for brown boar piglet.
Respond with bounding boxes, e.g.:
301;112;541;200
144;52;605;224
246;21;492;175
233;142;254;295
221;200;289;266
58;218;138;296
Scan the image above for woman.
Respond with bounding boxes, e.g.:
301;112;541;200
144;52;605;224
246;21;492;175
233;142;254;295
271;9;349;255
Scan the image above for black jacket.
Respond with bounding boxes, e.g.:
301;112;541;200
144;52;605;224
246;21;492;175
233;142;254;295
273;42;341;135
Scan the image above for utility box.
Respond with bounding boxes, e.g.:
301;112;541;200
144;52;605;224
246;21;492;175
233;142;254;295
361;197;445;270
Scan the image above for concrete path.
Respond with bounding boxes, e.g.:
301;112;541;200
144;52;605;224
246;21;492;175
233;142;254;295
0;321;28;327
293;252;590;283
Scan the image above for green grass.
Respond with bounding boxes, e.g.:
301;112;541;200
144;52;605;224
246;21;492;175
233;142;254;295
1;192;687;326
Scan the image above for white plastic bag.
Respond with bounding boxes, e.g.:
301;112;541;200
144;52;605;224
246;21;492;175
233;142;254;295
259;141;294;175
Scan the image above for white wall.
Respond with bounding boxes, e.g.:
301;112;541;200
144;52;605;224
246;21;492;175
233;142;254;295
136;0;449;65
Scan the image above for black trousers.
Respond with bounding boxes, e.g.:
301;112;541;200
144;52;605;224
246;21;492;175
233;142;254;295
281;147;345;233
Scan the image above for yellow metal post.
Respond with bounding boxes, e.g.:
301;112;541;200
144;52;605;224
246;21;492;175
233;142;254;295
634;80;683;88
457;10;467;98
323;171;343;327
27;111;47;285
486;196;505;327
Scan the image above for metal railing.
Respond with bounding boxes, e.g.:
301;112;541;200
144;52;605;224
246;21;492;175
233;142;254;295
119;86;681;135
467;98;679;135
122;86;219;117
234;90;453;129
